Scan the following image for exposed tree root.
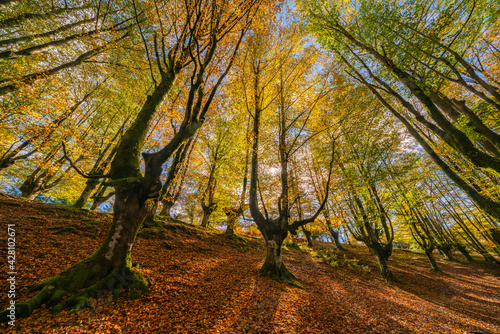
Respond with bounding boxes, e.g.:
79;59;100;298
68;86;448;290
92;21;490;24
431;267;444;274
259;263;302;288
382;271;404;284
1;258;148;322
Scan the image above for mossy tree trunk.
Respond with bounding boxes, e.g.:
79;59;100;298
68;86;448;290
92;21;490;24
425;249;441;272
3;68;178;320
369;245;395;281
0;185;151;321
259;226;295;281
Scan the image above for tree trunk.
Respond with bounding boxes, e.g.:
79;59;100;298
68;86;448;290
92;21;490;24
455;244;474;262
350;57;500;221
424;249;441;272
1;0;252;321
489;228;500;246
260;232;295;282
200;200;216;228
19;170;47;200
20;153;81;200
438;245;457;261
90;183;114;211
330;229;345;250
160;199;174;217
73;179;100;208
373;249;395;280
90;193;113;211
376;254;390;279
443;250;456;261
200;208;211;228
74;128;121;209
302;226;313;248
369;246;397;281
477;249;499;263
225;220;235;234
224;207;240;234
1;187;149;321
144;200;159;224
97;189;148;268
326;219;345;250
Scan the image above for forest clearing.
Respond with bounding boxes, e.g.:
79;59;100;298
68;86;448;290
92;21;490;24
1;0;500;332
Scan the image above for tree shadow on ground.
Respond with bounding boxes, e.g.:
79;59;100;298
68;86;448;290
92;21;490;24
227;275;284;333
285;245;500;334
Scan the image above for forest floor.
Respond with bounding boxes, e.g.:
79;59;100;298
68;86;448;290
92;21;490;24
0;194;500;334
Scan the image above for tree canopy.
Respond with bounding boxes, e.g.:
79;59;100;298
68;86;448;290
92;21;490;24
1;0;499;327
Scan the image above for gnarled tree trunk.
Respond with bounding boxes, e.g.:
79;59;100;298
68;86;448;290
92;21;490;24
259;224;295;281
224;207;242;234
368;244;395;281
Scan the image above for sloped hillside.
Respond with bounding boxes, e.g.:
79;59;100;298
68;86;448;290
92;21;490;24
0;194;499;334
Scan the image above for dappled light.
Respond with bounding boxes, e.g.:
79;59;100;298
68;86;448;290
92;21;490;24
1;0;500;332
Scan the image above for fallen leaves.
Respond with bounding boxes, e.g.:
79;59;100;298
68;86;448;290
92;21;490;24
1;194;500;333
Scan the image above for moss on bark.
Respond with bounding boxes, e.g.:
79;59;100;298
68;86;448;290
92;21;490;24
0;254;148;322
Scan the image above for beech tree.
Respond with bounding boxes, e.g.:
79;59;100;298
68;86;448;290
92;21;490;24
300;0;500;221
2;0;500;324
244;21;336;282
0;0;262;319
335;124;400;280
0;0;135;96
